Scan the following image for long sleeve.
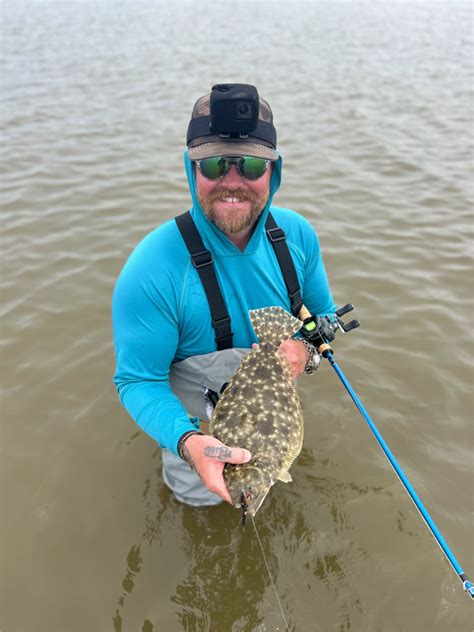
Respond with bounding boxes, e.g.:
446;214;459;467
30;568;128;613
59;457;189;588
301;222;337;318
112;234;196;456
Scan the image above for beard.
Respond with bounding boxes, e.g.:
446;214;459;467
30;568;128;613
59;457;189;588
198;187;270;234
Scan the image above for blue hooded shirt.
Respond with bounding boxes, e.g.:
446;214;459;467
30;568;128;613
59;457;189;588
112;151;336;455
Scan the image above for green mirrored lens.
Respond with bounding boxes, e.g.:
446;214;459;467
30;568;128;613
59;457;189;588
198;156;269;180
199;157;227;180
241;156;268;180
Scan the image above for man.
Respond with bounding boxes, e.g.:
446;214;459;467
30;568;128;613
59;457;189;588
113;84;336;507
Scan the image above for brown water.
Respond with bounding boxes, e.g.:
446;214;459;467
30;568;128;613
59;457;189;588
1;2;473;631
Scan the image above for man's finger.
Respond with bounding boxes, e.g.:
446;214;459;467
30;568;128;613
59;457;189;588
203;445;232;461
201;470;234;504
203;445;251;462
225;447;252;465
208;481;233;505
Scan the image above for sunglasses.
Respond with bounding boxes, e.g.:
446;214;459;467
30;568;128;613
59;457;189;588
195;156;271;181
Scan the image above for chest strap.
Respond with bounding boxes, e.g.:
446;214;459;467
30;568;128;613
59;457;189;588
175;210;302;350
175;211;233;350
265;212;303;317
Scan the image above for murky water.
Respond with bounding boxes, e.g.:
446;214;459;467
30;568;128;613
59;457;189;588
1;1;473;630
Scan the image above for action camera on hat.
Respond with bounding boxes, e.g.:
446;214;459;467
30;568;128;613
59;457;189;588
209;84;259;137
186;83;278;161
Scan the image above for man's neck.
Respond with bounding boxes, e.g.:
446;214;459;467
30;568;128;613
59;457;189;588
225;224;255;252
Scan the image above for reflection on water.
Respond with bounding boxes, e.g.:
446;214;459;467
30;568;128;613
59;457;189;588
171;511;269;631
111;445;390;631
113;451;282;631
113;455;171;632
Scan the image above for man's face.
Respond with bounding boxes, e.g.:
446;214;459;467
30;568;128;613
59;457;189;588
195;158;272;234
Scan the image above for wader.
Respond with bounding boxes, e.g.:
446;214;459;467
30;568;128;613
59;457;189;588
161;211;303;506
165;348;248;506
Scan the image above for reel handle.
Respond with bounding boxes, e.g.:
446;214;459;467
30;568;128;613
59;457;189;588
335;303;354;317
343;319;360;333
298;302;360;354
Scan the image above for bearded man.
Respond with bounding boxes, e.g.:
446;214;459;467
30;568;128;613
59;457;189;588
112;84;336;506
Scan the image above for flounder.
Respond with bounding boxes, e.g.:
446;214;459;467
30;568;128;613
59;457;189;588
209;306;304;517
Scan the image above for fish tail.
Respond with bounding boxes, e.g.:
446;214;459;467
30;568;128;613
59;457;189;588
249;306;302;346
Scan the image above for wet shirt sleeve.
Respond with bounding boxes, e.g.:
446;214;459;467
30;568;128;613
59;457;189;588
112;249;196;457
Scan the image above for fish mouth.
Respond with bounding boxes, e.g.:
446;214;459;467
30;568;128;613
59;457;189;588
228;467;271;522
240;491;250;526
239;487;267;525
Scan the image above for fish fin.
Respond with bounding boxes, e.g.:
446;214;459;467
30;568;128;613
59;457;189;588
277;385;304;475
249;306;302;346
278;470;292;483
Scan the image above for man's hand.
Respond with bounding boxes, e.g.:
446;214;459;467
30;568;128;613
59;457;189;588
181;433;252;504
279;339;308;379
252;339;308;379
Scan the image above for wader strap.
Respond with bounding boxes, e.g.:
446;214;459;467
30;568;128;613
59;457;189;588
175;210;303;349
265;213;303;316
175;211;233;350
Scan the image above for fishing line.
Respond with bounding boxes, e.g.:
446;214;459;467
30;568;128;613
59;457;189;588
250;514;291;631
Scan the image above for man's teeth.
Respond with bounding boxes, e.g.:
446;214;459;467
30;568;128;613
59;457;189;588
222;197;242;203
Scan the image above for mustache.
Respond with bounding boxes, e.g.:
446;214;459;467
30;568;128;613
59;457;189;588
205;187;257;205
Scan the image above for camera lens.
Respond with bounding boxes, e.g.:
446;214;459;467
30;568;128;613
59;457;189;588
235;101;252;120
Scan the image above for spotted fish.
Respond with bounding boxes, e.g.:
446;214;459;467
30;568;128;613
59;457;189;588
209;306;305;518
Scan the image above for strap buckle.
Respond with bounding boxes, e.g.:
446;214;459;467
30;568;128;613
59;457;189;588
212;316;232;343
191;250;213;269
289;289;303;315
266;227;286;243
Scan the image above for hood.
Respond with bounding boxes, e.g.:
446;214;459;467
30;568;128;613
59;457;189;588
183;149;283;256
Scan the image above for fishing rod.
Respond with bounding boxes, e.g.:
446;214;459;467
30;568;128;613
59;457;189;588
299;303;474;600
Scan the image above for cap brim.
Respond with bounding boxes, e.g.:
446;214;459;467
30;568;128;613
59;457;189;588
188;141;278;161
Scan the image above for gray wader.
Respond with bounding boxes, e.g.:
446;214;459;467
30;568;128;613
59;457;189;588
164;347;250;506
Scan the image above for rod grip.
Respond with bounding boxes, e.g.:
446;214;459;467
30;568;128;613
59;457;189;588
299;304;311;320
318;343;333;357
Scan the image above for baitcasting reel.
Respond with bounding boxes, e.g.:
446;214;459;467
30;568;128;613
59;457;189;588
300;303;360;356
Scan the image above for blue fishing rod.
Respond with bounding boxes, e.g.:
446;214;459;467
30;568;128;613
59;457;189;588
299;303;473;600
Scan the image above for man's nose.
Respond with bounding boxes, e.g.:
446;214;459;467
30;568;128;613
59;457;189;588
220;164;244;187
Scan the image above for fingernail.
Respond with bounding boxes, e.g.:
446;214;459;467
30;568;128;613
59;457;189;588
243;449;252;461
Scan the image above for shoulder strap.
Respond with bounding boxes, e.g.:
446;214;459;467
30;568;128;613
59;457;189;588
265;213;303;316
175;211;233;350
175;210;303;349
